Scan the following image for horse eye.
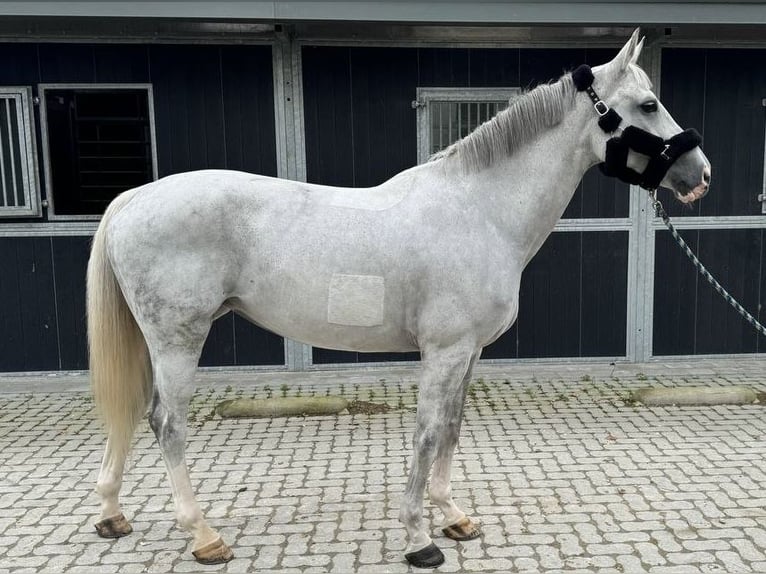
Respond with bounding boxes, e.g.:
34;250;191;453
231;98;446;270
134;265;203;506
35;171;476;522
640;100;658;113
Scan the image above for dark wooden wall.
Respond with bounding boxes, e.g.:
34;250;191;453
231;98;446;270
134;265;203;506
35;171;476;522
303;45;629;363
5;43;761;370
654;48;766;355
0;43;284;372
660;49;766;218
654;229;766;355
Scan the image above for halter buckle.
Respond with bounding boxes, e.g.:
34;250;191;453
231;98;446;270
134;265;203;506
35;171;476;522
660;144;671;161
594;100;609;117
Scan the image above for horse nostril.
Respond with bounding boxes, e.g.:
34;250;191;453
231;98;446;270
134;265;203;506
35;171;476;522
702;167;711;185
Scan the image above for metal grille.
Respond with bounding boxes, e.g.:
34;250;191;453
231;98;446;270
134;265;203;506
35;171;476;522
0;93;32;211
416;88;518;164
430;100;509;155
43;87;154;216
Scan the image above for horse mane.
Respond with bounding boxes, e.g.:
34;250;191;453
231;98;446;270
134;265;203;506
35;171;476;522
429;74;578;172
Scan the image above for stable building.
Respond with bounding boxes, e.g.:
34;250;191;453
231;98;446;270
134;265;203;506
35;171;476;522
0;1;765;373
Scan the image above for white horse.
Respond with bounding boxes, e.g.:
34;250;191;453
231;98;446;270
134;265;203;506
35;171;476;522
88;30;710;567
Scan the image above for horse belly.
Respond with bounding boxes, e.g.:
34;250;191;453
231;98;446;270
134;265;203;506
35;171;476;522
232;270;418;353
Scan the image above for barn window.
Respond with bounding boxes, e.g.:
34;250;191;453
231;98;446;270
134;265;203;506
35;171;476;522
0;87;41;218
40;84;157;218
414;87;519;164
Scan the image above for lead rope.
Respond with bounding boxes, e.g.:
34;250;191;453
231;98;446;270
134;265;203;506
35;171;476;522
648;190;766;337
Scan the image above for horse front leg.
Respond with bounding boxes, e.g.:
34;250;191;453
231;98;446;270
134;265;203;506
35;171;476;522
429;350;482;541
148;347;233;565
400;343;478;568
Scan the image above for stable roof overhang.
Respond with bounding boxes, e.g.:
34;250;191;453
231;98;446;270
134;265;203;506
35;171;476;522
0;1;764;25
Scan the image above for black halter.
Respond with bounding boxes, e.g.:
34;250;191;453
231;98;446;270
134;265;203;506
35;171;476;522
571;64;702;191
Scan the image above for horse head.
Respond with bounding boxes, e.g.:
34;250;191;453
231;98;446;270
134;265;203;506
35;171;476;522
586;29;711;204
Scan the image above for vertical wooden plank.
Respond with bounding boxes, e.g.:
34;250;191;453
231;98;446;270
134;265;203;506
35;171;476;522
661;49;706;137
38;44;96;82
20;238;58;370
416;48;470;88
580;231;628;356
653;229;700;355
0;43;40;84
200;313;236;367
147;45;174;178
703;50;737;218
683;49;766;218
519;48;583;89
694;229;760;354
0;238;25;371
570;165;630;220
188;46;226;170
712;49;766;217
51;236;90;370
302;46;354;187
482;326;519;360
233;315;285;366
349;47;418;187
0;238;58;371
517;232;582;358
93;44;150;83
148;44;227;173
468;48;520;87
220;45;278;176
149;45;192;175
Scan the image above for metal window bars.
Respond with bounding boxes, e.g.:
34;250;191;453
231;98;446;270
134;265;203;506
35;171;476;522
0;87;40;217
414;87;519;164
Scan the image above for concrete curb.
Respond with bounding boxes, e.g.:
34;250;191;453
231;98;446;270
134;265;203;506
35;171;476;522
631;385;759;406
215;396;349;418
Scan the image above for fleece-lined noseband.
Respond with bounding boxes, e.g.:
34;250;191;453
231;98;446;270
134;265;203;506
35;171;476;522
571;64;702;191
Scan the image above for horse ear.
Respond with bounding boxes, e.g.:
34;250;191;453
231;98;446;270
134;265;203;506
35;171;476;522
613;28;641;71
630;36;645;66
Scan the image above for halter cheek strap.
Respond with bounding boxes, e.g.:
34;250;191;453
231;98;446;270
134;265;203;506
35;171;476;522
571;64;702;191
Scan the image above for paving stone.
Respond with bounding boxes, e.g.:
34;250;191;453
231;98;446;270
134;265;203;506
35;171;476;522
3;360;766;572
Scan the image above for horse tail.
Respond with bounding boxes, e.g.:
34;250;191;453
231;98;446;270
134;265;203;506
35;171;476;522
87;187;151;460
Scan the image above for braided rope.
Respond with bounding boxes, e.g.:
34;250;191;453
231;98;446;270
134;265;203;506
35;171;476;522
648;190;766;338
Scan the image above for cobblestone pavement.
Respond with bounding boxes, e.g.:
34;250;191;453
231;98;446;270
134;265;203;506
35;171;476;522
1;359;766;573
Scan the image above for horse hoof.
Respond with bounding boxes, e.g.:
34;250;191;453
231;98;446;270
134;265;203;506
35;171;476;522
442;517;481;541
192;537;234;565
404;542;445;568
95;513;133;539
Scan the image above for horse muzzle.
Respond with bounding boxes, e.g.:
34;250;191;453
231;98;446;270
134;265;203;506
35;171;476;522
674;164;711;204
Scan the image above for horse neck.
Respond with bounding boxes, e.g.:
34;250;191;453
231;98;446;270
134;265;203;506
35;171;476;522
458;102;597;259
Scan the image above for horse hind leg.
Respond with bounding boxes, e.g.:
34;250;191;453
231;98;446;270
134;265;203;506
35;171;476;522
95;438;136;538
94;319;152;539
147;326;233;564
399;342;479;569
429;351;482;541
